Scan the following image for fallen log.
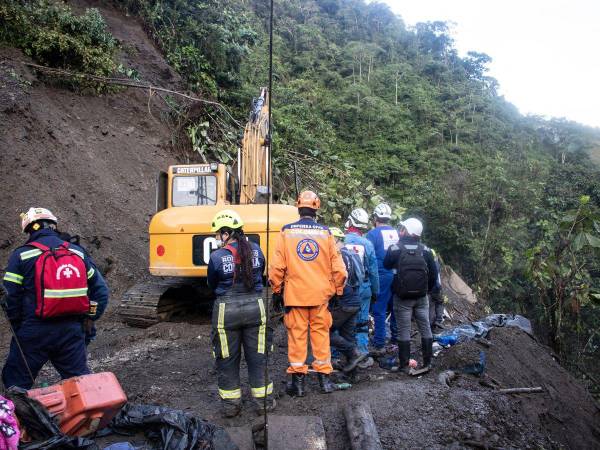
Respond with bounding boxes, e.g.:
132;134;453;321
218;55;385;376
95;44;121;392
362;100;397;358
343;401;384;450
498;387;543;394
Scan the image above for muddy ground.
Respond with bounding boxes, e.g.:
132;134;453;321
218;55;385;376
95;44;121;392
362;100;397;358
2;311;599;449
1;1;600;449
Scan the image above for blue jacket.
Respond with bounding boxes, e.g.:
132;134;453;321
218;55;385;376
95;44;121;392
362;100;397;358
207;241;265;296
430;248;442;294
365;225;400;277
2;229;110;329
344;232;380;295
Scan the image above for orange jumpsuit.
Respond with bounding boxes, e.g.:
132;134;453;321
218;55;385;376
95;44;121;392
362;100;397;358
269;218;347;374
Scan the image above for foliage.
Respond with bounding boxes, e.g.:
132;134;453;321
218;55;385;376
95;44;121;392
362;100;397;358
120;0;257;96
526;196;600;352
0;0;118;90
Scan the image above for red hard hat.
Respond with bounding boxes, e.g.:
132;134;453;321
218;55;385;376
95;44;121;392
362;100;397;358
296;190;321;210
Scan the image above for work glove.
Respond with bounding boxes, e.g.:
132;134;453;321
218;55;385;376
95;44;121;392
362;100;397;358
272;292;284;312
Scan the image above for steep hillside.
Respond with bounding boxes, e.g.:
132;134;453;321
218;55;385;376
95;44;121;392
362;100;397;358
0;2;182;298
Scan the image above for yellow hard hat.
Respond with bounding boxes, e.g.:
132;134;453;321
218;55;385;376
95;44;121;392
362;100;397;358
211;209;244;232
329;226;345;239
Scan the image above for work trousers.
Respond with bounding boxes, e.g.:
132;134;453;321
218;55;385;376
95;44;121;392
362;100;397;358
211;295;273;404
429;291;444;327
330;303;360;357
393;295;433;342
355;284;372;355
2;321;90;390
372;273;397;348
284;304;333;374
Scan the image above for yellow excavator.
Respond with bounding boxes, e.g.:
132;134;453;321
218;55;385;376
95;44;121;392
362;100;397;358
119;89;298;327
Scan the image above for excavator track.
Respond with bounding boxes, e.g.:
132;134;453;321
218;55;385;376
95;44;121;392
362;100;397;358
119;278;209;328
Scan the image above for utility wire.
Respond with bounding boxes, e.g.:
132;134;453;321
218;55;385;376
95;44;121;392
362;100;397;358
263;0;275;447
20;62;243;128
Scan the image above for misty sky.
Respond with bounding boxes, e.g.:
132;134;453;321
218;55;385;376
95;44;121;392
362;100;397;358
384;0;600;129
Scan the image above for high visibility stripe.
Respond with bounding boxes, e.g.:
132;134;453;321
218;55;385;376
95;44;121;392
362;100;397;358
69;249;85;259
257;298;266;354
251;382;273;398
313;359;331;365
87;268;95;279
44;288;88;298
289;362;304;367
217;303;229;358
3;272;24;285
218;388;241;400
20;249;42;260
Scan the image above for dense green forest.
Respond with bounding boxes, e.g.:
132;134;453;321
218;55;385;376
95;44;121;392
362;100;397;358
2;0;600;390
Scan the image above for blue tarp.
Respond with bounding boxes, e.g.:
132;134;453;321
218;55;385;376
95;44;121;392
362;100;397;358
436;314;533;344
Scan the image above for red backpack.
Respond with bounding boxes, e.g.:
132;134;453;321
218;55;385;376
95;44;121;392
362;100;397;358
28;241;90;319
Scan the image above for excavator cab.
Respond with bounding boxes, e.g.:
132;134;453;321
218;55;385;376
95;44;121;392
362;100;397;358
156;163;230;212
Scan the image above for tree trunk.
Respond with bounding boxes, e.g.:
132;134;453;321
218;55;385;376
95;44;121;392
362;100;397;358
343;402;384;450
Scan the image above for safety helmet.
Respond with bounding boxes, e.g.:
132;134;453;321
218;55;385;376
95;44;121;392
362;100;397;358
373;203;392;220
329;227;345;239
345;208;369;230
20;207;57;233
211;209;244;232
399;218;423;237
296;190;320;210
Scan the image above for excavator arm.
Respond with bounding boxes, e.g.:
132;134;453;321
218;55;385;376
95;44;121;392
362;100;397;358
239;87;271;204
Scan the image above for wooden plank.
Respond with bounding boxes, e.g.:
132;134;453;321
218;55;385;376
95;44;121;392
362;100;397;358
267;415;327;450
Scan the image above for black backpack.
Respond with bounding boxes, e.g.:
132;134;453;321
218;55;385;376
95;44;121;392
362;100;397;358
392;243;429;299
341;247;362;288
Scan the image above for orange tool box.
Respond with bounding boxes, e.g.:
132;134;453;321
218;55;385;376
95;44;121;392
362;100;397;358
27;372;127;436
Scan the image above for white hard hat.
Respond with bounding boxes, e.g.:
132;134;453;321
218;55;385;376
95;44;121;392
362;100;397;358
21;207;57;233
400;218;423;237
373;203;392;220
345;208;369;230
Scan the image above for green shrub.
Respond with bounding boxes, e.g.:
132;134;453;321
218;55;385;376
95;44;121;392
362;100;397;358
0;0;117;85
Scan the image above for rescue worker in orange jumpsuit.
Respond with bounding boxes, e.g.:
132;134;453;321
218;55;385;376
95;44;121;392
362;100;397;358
269;191;347;396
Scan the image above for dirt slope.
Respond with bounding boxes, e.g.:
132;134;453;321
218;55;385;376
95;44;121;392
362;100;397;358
0;1;183;300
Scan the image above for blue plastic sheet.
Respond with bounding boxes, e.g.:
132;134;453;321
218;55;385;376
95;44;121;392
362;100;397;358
436;314;533;344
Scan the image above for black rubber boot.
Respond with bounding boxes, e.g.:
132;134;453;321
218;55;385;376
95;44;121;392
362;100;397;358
398;341;411;374
317;373;336;394
221;400;241;418
343;348;368;373
422;338;434;368
286;374;306;397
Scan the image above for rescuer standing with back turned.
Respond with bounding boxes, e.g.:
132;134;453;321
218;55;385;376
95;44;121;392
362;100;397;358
1;208;109;389
207;209;274;418
269;191;347;396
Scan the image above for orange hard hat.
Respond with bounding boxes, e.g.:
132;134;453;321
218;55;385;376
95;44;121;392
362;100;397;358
296;190;320;210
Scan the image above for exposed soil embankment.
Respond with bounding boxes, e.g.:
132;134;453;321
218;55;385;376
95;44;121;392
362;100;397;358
0;0;183;299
